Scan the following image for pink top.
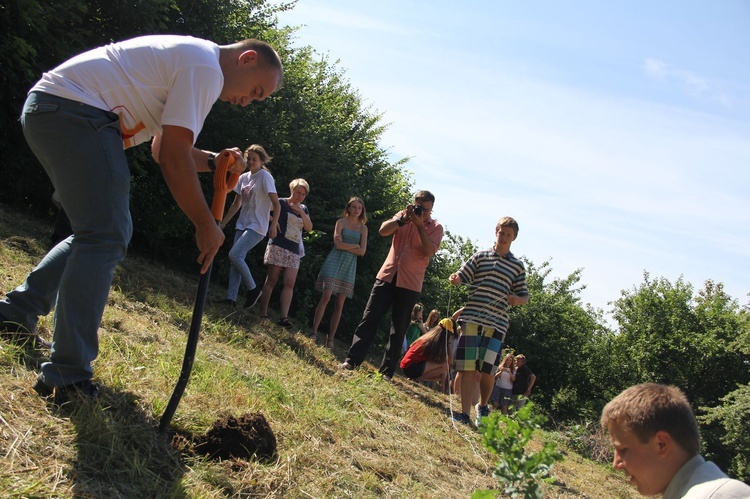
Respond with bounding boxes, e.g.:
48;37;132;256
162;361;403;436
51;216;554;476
376;211;443;292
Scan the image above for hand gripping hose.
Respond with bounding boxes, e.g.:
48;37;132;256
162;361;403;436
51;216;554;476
159;152;240;433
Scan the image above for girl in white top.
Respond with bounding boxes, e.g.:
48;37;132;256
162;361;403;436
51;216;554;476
220;145;280;308
491;353;517;414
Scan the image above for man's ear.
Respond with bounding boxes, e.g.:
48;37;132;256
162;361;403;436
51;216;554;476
238;50;258;66
654;430;673;458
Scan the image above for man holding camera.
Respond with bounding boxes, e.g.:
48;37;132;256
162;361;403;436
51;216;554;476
339;190;443;379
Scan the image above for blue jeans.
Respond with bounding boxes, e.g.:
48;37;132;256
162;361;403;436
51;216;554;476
0;92;131;387
226;228;265;300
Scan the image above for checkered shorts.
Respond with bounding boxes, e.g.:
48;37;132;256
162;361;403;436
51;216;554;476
454;322;505;374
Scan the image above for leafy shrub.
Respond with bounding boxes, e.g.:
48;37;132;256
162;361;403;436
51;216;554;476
473;402;564;499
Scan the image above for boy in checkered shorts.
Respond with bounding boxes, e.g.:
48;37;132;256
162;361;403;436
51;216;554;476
449;217;529;426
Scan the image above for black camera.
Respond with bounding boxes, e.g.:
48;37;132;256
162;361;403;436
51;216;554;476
413;205;424;216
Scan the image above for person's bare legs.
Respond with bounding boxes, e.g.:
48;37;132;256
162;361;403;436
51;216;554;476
327;293;347;345
479;372;495;407
460;370;477;416
417;361;447;382
278;267;298;319
312;289;332;336
259;264;281;317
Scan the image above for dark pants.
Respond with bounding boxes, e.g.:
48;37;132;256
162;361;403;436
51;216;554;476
345;278;420;377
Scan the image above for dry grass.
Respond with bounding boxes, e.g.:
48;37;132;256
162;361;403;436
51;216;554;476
0;206;639;498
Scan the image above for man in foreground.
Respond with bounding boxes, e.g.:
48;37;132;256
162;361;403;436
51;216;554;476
601;383;750;498
0;34;283;400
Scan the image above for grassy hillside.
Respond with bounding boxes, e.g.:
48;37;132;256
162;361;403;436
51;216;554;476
0;205;638;498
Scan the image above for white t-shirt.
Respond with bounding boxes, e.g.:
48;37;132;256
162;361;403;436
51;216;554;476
495;370;514;390
234;169;277;235
31;35;222;149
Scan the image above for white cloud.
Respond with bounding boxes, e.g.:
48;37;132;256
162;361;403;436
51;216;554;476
643;58;748;108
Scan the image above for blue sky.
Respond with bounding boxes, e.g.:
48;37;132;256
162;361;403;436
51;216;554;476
276;0;750;317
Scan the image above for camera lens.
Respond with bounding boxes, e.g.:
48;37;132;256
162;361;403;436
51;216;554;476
413;205;423;216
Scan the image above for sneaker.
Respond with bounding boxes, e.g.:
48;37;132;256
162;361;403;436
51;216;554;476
276;317;293;329
338;361;355;370
243;287;262;309
33;377;100;402
219;298;237;308
0;312;51;349
476;404;491;427
451;412;472;425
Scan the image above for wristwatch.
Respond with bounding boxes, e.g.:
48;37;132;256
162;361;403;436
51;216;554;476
207;153;217;172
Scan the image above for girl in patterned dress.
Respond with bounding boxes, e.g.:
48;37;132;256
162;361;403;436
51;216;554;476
258;179;313;328
311;197;368;348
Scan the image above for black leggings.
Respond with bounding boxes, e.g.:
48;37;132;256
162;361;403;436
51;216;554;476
402;361;426;380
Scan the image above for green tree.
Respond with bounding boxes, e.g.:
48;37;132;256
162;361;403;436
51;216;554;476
699;296;750;482
506;260;608;419
700;384;750;483
611;274;749;409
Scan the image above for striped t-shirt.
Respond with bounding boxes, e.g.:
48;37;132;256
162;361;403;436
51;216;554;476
456;249;528;331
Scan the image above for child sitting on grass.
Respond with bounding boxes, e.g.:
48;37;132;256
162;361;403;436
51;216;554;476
400;318;455;385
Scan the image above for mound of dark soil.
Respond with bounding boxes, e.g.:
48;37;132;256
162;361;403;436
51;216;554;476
193;413;276;461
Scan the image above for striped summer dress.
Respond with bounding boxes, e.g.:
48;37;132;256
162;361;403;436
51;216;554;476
314;227;361;298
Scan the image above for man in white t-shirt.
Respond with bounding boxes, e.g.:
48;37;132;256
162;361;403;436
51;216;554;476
0;35;283;401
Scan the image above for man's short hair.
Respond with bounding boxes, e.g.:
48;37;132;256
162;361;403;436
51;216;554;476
600;383;700;455
414;190;435;204
496;216;519;236
231;38;283;85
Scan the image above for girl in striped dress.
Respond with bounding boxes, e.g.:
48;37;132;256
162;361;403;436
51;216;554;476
311;197;368;348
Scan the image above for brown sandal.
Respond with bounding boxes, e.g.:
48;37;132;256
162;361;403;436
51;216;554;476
326;337;334;349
